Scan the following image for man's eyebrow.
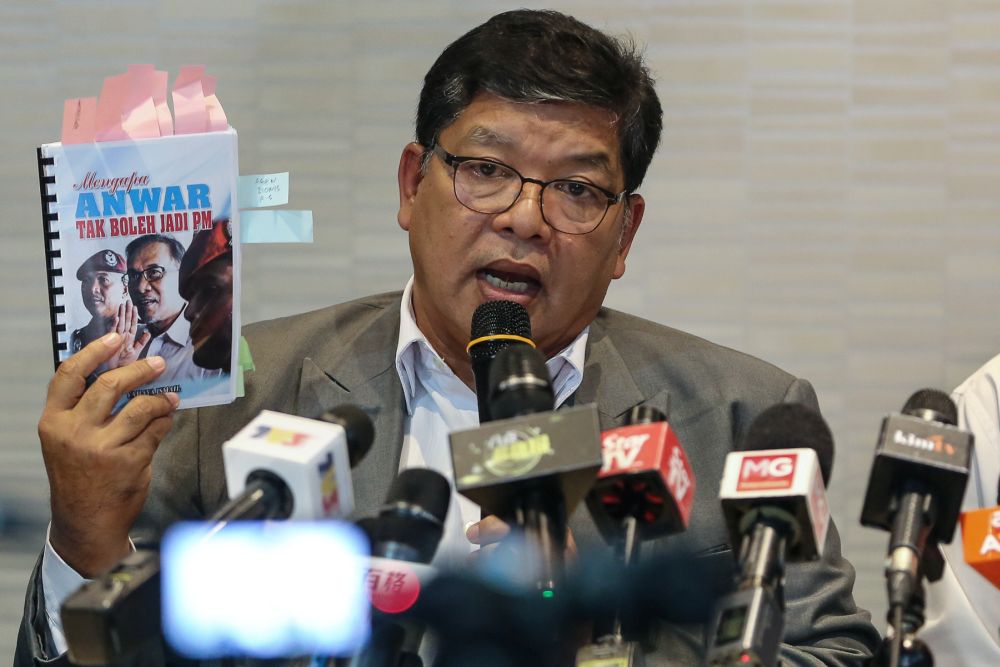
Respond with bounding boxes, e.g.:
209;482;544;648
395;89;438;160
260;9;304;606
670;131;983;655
464;126;516;147
464;126;616;175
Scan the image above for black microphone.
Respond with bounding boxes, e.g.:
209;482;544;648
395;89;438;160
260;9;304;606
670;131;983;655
344;468;451;667
707;403;835;667
467;300;534;423
860;389;973;665
450;345;603;595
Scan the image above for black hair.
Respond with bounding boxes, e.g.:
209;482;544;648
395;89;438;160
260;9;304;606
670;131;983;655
125;233;186;266
417;9;663;193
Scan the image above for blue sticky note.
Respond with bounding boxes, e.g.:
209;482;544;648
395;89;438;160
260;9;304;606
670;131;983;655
241;210;313;243
238;172;290;209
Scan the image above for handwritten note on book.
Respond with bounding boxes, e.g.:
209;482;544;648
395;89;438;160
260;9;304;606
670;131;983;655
238;172;290;209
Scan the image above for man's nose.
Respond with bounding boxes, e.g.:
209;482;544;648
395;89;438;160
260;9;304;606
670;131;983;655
491;182;551;241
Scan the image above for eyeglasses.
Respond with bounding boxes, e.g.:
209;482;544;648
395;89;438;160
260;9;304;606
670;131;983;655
430;144;627;235
127;265;166;283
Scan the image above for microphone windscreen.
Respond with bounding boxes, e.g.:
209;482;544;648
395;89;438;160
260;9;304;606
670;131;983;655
319;404;375;467
385;468;451;525
741;403;835;486
469;300;532;361
902;388;958;426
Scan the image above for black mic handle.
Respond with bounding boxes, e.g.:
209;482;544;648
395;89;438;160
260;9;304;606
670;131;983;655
886;487;936;610
514;484;567;595
209;469;294;523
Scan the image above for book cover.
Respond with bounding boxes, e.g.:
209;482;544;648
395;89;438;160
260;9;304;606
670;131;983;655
38;128;240;409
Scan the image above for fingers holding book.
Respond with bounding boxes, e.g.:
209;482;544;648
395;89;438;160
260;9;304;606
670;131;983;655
38;334;179;577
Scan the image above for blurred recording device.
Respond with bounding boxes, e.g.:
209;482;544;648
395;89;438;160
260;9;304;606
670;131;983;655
451;341;603;595
161;520;370;659
860;389;973;667
706;403;834;667
60;405;374;666
578;404;695;667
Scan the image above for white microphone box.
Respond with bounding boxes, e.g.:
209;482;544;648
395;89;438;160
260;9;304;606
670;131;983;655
223;410;355;520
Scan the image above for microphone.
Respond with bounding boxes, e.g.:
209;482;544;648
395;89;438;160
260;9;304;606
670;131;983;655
467;300;534;423
218;404;375;523
860;390;973;628
707;403;835;667
449;345;603;595
960;473;1000;588
60;406;375;667
587;404;695;545
344;468;451;667
578;405;695;666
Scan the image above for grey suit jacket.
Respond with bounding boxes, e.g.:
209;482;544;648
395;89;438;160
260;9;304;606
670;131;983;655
17;291;879;666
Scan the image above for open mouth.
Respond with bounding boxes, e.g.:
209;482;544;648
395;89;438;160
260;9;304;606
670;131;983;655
477;267;541;297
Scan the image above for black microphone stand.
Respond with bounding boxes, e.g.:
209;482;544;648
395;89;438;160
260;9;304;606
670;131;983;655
871;581;934;667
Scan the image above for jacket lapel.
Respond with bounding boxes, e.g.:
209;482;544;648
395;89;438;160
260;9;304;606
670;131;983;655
294;299;405;518
573;314;671;428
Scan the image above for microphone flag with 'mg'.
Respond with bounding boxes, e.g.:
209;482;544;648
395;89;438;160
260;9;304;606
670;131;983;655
468;299;534;424
707;403;834;667
450;344;603;595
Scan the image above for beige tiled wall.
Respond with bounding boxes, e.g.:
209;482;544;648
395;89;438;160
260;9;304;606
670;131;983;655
3;0;999;654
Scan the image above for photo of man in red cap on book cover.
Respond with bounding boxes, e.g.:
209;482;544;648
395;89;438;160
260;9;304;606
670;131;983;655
178;219;234;373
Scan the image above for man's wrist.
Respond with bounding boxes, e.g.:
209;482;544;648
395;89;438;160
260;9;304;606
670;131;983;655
48;520;130;579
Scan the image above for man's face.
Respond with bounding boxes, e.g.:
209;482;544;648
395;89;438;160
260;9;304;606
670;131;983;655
80;271;127;319
127;241;184;326
397;93;644;368
183;257;233;370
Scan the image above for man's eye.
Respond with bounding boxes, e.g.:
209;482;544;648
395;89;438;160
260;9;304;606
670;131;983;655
556;181;599;201
468;161;508;179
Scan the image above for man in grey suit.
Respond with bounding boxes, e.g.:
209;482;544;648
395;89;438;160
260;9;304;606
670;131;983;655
20;9;879;666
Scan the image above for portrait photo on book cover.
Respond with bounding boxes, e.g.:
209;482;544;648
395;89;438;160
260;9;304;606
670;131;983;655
69;221;234;406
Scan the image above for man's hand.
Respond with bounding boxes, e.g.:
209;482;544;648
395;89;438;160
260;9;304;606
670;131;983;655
105;301;151;371
466;514;578;561
38;332;178;577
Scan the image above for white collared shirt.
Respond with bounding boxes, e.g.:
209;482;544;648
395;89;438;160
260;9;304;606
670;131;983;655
394;276;588;569
142;306;223;384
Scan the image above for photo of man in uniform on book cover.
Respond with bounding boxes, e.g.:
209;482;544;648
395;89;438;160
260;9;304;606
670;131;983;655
70;249;129;354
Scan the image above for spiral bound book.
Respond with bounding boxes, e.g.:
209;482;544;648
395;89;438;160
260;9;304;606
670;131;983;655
37;128;240;410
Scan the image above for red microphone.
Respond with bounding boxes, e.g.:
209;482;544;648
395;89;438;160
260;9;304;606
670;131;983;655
961;505;1000;588
580;406;695;667
586;405;696;543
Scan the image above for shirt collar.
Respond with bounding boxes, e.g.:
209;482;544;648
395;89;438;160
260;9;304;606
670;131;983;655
394;276;588;416
157;306;192;346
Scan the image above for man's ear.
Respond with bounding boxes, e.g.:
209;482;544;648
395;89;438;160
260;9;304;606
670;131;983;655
397;142;426;231
613;193;645;280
